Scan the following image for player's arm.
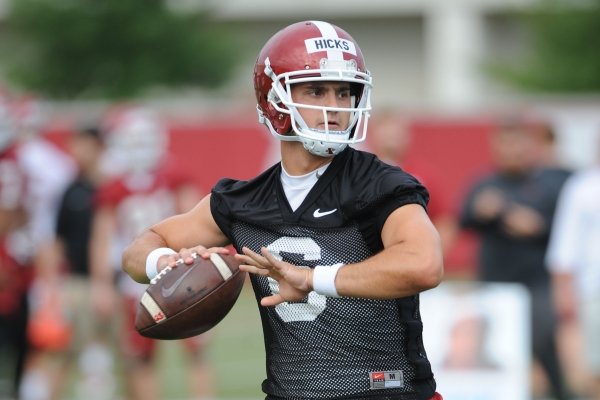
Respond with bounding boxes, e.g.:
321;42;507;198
240;203;443;305
122;194;230;283
333;203;443;299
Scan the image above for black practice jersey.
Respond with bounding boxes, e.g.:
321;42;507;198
211;147;436;400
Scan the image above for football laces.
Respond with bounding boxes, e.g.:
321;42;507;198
150;266;172;285
150;252;199;285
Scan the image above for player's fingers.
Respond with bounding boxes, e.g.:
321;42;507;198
241;246;270;268
207;246;230;254
177;248;199;265
261;247;301;278
241;246;259;258
164;254;182;268
239;264;270;276
260;247;285;270
196;246;230;259
260;294;285;307
234;253;260;268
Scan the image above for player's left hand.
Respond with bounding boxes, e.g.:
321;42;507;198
237;247;311;307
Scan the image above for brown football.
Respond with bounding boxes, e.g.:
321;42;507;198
135;252;246;340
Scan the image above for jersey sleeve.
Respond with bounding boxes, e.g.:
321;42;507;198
370;169;429;235
342;151;430;250
345;152;429;235
210;178;238;239
210;163;280;241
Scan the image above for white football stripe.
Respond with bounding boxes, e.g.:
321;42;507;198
141;292;167;324
210;253;233;280
310;20;343;61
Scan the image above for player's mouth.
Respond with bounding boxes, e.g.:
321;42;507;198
319;121;340;130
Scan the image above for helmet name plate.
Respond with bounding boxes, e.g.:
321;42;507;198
305;38;357;56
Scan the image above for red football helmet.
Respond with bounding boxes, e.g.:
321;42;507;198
254;20;372;157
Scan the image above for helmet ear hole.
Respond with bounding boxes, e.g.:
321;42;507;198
276;114;292;135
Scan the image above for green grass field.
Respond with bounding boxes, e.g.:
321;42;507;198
158;280;266;399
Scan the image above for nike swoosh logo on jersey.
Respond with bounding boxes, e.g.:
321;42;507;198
161;265;195;298
313;208;337;218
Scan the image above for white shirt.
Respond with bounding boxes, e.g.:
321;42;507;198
280;163;330;212
546;166;600;299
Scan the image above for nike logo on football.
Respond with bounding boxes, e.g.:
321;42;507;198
161;265;195;298
313;208;337;218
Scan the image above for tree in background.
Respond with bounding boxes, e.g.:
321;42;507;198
0;0;239;99
489;0;600;92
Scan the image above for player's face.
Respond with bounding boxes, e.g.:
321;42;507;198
290;82;352;132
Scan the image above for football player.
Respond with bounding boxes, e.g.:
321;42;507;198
90;106;212;400
123;21;444;400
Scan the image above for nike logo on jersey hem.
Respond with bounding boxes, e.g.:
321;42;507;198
161;264;195;298
313;208;337;218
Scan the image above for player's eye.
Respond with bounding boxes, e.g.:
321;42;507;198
337;88;351;99
306;87;325;97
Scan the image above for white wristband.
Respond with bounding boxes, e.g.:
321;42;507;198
312;263;344;297
146;247;177;280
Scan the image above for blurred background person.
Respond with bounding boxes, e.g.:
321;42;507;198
529;118;572;182
12;95;77;268
367;109;458;260
546;134;600;400
0;89;33;400
89;106;213;400
8;94;78;400
25;123;114;400
459;115;571;400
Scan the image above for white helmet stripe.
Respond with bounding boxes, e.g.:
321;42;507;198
310;20;343;61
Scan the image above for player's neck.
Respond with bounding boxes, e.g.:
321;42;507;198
280;141;333;176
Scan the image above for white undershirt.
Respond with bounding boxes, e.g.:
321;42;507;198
280;163;330;211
